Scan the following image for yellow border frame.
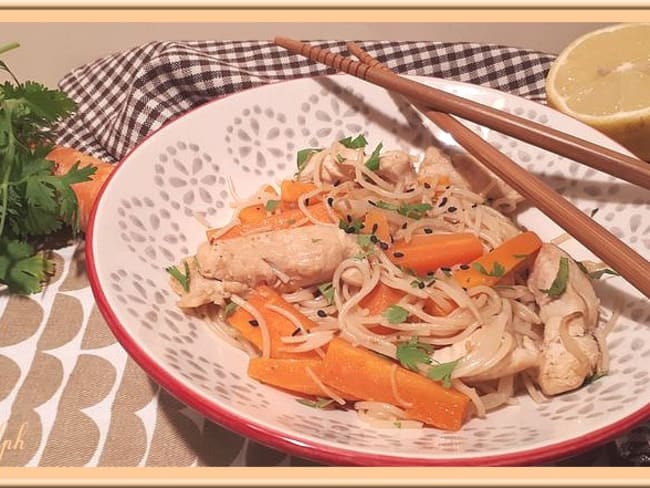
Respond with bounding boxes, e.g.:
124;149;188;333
1;6;650;486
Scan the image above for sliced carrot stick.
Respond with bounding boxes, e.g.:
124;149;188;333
319;338;470;431
359;282;405;335
248;358;357;400
227;286;320;360
419;174;450;189
207;202;332;241
453;231;543;289
47;146;114;232
234;186;279;224
362;210;391;244
280;180;318;203
388;233;483;276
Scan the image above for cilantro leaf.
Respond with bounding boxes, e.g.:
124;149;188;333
335;153;346;163
338;218;364;234
339;134;368;149
541;256;569;298
395;337;433;371
371;201;432;220
364;142;383;171
577;261;620;280
166;261;190;293
383;304;409;324
223;301;238;318
317;282;335;306
472;261;505;278
265;199;280;212
427;358;460;388
0;238;53;294
397;203;432;220
297;397;336;409
296;148;321;173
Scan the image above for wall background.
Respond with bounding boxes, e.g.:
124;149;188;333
0;22;611;87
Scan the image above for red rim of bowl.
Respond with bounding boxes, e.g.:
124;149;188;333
85;75;650;466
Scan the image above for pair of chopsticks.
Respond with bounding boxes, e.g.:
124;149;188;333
273;37;650;299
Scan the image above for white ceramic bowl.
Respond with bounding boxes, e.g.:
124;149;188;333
87;74;650;466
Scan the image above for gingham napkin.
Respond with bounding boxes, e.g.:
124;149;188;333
55;40;554;162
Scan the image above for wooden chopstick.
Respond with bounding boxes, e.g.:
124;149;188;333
274;36;650;191
274;37;650;299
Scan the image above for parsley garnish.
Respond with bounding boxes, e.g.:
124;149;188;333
364;142;383;171
0;43;95;294
395;337;433;371
317;282;335;306
297;397;336;409
265;199;280;212
338;218;364;234
372;201;433;220
472;261;506;278
427;358;460;389
335;153;346;163
577;261;620;280
583;371;608;386
296;148;321;173
541;256;569;298
383;304;410;324
223;300;238;318
165;261;190;293
339;134;368;149
356;234;376;258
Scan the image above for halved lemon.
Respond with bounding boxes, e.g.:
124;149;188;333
546;23;650;161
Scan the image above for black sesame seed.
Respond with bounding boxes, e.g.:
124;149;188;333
424;228;433;234
427;271;434;276
460;264;470;270
248;320;259;327
462;287;468;291
471;203;478;208
371;223;378;234
445;185;450;189
424;183;431;189
447;206;458;213
379;242;389;250
405;188;415;193
440;267;451;272
370;235;379;243
333;180;341;187
393;251;405;258
418;282;425;289
317;310;327;318
346;215;352;223
401;222;408;230
368;200;377;206
438;197;448;208
327;197;334;207
291;328;301;336
304;198;310;206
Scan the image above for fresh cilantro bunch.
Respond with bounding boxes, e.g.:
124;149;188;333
0;42;95;294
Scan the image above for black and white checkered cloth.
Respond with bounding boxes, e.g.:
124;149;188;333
55;40;555;163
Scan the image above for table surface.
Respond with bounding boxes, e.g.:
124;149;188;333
0;39;647;467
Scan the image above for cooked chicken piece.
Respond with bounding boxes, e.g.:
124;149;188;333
196;225;361;291
527;244;601;396
419;146;469;189
169;258;248;309
299;143;359;184
376;150;418;189
419;146;522;206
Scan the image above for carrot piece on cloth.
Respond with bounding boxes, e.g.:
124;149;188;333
318;338;471;431
47;146;114;232
453;231;543;289
207;201;333;241
388;233;483;276
248;357;356;400
227;285;320;359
